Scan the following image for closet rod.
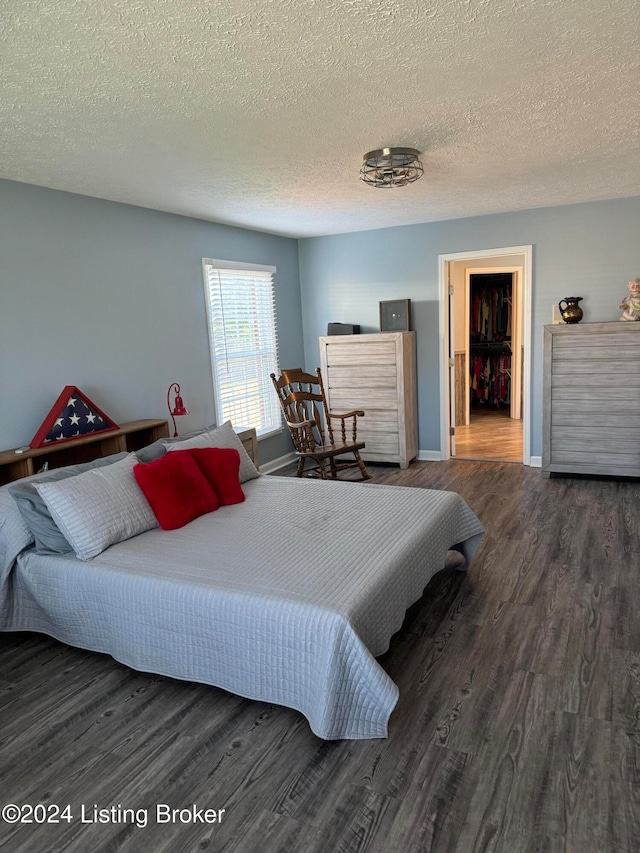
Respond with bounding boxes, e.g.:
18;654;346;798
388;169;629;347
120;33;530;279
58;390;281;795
470;341;512;350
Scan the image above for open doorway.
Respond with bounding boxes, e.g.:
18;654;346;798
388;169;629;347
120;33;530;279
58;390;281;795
439;247;532;465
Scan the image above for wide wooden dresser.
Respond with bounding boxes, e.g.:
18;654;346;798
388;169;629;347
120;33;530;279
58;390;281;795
542;322;640;477
319;331;418;469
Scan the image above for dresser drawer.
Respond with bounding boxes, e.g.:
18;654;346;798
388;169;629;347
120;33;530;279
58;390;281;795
553;330;640;349
551;386;640;407
359;433;400;455
552;404;640;427
353;411;402;430
552;344;640;362
324;341;397;366
551;359;635;376
551;449;640;468
551;426;640;454
551;374;640;392
326;364;398;387
328;389;398;411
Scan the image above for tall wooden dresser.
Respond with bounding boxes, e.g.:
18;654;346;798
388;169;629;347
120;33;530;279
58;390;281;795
542;322;640;477
319;331;418;469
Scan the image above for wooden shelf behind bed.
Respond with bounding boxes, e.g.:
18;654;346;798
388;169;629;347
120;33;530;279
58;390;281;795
0;422;259;485
0;419;169;485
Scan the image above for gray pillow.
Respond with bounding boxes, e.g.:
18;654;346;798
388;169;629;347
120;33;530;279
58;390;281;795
34;455;157;561
134;439;169;464
8;452;129;554
164;420;260;483
135;423;217;463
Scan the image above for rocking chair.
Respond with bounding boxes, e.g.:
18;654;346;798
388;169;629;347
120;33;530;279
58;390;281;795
270;367;371;480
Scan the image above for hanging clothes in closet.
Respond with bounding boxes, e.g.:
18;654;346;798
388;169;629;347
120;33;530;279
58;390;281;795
470;278;512;342
470;351;511;407
469;273;513;409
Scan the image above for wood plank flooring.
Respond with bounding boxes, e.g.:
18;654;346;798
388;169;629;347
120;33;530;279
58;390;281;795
454;408;523;462
1;461;639;852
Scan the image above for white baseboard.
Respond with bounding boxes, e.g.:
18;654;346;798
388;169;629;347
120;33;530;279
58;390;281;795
262;450;540;471
416;450;543;467
259;452;297;474
417;450;443;462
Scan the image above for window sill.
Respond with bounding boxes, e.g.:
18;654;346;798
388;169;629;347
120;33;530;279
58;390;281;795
256;427;283;441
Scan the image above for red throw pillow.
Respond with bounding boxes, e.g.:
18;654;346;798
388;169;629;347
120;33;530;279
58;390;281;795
187;447;245;506
133;451;219;530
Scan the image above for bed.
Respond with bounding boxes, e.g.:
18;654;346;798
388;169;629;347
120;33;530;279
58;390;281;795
0;448;483;740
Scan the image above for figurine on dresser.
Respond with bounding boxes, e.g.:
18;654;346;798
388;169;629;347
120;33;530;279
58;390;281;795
619;277;640;321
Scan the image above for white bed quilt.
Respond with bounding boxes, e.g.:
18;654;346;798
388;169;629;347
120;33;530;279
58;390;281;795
0;476;483;739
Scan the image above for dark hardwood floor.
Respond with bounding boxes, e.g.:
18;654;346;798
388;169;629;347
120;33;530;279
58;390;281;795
1;460;639;852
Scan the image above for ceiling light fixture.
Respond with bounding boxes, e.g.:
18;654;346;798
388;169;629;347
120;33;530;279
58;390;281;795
360;147;423;188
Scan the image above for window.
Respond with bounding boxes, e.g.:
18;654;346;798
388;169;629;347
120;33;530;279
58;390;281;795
202;259;281;438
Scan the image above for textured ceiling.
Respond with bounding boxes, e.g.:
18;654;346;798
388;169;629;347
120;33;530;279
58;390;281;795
2;0;639;237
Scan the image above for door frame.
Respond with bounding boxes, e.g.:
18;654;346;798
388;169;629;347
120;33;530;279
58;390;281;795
438;245;533;465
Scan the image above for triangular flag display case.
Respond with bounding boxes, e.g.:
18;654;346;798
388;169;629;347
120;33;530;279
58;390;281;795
30;386;119;449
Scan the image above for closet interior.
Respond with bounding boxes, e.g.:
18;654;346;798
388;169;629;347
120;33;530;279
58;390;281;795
469;273;513;412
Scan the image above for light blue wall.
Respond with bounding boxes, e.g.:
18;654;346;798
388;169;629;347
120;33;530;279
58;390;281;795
0;180;303;462
3;181;639;463
298;197;640;457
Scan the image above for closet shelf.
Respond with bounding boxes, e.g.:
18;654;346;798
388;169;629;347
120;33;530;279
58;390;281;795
470;340;512;350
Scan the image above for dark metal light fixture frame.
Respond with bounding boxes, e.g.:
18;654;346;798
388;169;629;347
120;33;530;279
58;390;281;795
360;147;423;188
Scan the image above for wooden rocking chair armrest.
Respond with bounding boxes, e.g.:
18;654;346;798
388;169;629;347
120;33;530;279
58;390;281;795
328;410;365;420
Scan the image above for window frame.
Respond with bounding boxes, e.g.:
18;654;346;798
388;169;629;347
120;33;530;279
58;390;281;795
202;258;282;440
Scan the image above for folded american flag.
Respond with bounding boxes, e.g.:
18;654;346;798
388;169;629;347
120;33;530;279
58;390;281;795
30;386;119;449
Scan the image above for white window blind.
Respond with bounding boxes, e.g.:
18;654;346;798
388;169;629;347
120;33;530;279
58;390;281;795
202;259;281;437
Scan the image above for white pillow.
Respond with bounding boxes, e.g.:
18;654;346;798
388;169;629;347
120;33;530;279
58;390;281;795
34;455;158;561
164;420;260;483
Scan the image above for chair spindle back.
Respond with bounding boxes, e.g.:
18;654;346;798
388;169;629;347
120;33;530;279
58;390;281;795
270;368;334;452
